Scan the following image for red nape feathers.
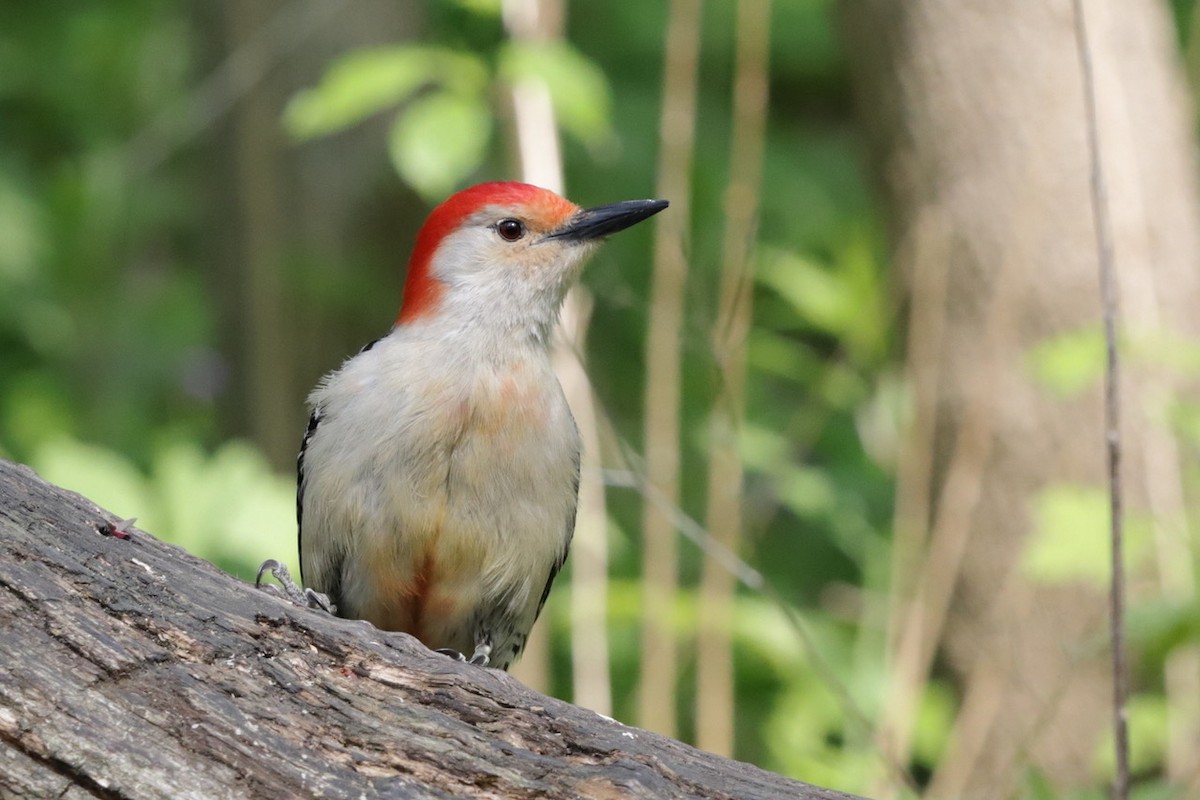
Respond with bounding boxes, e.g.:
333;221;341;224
396;182;579;324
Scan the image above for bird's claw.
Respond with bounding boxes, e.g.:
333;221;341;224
255;559;335;614
433;647;490;667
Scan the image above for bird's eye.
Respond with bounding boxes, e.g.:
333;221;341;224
496;218;526;242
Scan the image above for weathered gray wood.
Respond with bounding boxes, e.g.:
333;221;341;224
0;459;863;799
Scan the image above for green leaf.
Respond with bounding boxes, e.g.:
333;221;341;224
445;0;501;14
1127;327;1200;376
499;41;613;148
31;436;295;582
747;329;821;382
2;373;74;456
758;248;850;335
151;439;296;580
756;240;886;359
388;91;492;202
911;681;955;771
775;463;837;518
1093;694;1170;781
1021;484;1152;585
1167;398;1200;447
1128;596;1200;669
0;176;41;282
1027;327;1106;397
33;437;153;530
284;46;488;140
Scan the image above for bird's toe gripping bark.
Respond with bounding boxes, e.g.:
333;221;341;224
434;647;490;667
255;559;336;614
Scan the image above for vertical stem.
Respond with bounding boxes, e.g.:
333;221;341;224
501;0;612;710
558;297;613;714
638;0;704;738
695;0;770;758
875;227;1013;785
501;0;561;695
1070;2;1128;798
222;0;293;469
874;210;949;796
503;0;564;192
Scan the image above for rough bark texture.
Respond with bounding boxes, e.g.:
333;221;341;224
842;0;1200;796
0;459;858;800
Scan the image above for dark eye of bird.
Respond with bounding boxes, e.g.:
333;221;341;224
496;218;525;242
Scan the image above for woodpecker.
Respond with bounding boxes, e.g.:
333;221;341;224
288;182;667;670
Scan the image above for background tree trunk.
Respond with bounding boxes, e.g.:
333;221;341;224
208;0;421;469
0;459;857;800
841;0;1200;795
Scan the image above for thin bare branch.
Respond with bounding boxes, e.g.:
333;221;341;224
638;0;704;738
603;461;918;794
696;0;771;758
1070;2;1128;798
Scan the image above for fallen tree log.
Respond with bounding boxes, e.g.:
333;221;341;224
0;459;863;799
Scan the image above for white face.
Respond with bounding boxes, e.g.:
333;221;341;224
428;204;599;340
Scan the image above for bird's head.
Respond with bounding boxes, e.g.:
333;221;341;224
397;182;667;338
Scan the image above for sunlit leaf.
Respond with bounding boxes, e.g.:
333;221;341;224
747;329;821;382
499;41;614;148
738;423;792;471
1128;597;1200;671
775;463;837;517
1166;398;1200;447
445;0;501;14
151;439;295;580
388;91;492;202
854;368;908;468
731;595;806;667
31;436;295;582
1021;484;1152;585
1027;327;1105;397
33;437;155;530
285;46;488;140
835;232;889;359
1093;694;1169;780
0;176;40;281
911;681;955;770
758;247;854;339
1127;327;1200;375
757;610;890;795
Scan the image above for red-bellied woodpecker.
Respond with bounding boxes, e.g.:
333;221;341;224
266;182;667;671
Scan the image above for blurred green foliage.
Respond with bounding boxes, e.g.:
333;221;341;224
285;46;488;139
33;436;296;580
0;1;215;467
1028;328;1108;397
284;36;610;201
1023;485;1155;585
1;1;1197;797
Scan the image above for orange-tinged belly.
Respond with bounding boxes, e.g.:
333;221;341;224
347;358;569;652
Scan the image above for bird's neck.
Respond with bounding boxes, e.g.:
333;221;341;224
400;296;564;361
415;272;573;347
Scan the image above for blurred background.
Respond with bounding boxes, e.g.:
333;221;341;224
2;0;1199;797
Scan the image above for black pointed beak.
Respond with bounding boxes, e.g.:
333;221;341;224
547;198;669;242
